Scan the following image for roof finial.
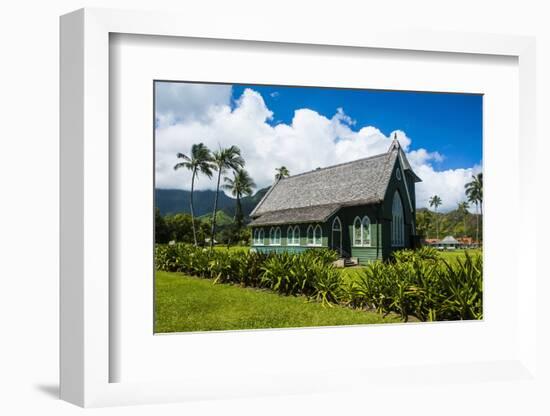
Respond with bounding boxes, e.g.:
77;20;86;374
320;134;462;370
388;132;400;152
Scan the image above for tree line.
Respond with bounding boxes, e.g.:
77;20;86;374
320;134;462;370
422;173;483;241
163;142;291;247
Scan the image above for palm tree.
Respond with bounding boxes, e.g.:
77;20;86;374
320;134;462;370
274;166;290;180
173;143;213;246
465;173;483;243
457;201;470;237
223;168;256;229
429;195;442;240
210;145;245;248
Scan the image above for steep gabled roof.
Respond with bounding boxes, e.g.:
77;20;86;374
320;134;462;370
439;236;460;244
249;139;421;226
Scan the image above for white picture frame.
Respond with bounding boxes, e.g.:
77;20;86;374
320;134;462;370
60;8;540;408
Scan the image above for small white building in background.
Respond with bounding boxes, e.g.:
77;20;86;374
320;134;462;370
438;235;460;250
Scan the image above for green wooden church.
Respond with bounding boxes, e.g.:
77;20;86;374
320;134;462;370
249;138;421;263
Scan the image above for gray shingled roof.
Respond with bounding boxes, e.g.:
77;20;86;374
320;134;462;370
249;204;340;226
249;141;421;226
439;236;460;245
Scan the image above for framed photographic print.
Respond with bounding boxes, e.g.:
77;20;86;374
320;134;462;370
60;7;541;409
152;80;483;334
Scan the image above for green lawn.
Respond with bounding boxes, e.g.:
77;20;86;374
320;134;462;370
155;271;400;333
439;249;482;263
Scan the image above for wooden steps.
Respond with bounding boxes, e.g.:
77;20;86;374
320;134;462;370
343;257;358;267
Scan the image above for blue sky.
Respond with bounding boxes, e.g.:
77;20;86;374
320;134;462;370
231;84;482;171
155;81;482;211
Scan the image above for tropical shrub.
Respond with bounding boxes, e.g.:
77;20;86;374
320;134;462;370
310;261;343;305
156;244;482;321
348;249;482;321
156;244;342;303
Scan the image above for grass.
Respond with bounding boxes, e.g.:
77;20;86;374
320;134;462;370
155;271;400;333
439;249;482;263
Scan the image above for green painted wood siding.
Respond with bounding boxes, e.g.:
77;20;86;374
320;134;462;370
251;223;328;254
325;205;384;264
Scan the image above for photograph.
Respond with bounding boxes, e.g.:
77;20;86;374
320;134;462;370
153;81;483;333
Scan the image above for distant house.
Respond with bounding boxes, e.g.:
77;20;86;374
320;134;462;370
423;238;439;246
456;236;478;248
438;235;460;250
248;138;421;263
424;236;480;249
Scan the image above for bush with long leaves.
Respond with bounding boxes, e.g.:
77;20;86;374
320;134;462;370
348;249;482;321
156;243;482;320
156;244;342;302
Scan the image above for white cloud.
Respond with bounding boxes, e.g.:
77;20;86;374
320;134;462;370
155;82;232;128
155;86;480;212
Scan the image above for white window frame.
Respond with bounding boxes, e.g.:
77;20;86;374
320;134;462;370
288;225;300;246
332;216;342;232
353;216;362;247
307;224;323;246
353;215;371;247
254;229;264;246
391;190;405;247
313;224;323;246
361;216;371;246
306;225;314;246
270;226;281;246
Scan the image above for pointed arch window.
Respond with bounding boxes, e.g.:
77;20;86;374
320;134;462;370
353;216;371;246
307;225;314;245
353;217;362;246
307;224;322;246
362;216;371;246
313;224;322;246
294;226;300;245
332;217;342;232
274;227;282;245
392;190;405;247
288;225;300;245
258;229;264;245
269;227;281;245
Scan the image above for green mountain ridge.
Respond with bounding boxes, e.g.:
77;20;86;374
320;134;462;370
155;187;269;219
156;188;482;241
197;210;234;226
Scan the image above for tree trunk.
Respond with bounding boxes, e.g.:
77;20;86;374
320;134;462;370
234;194;243;230
190;170;197;246
479;202;483;243
435;207;439;240
475;203;479;244
210;170;222;249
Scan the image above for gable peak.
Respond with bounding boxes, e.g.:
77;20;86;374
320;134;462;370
388;132;401;153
